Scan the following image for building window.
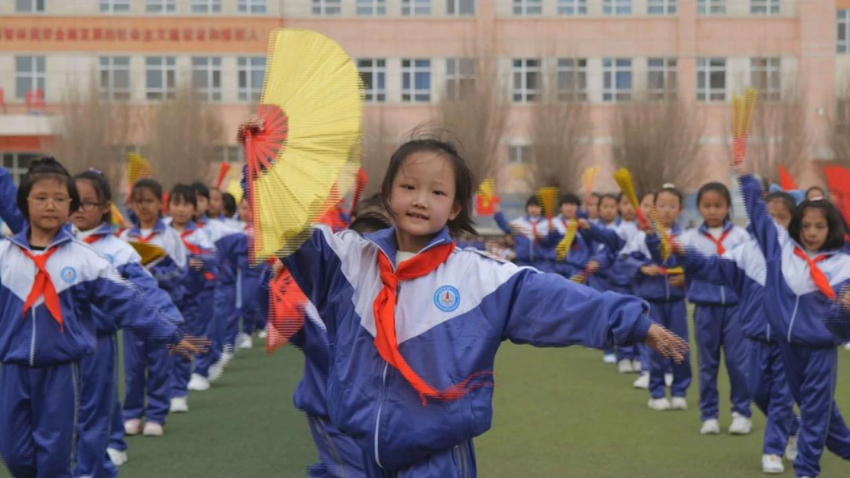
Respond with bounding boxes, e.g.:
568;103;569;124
214;146;243;163
647;58;677;101
15;0;45;12
191;0;222;12
512;59;541;103
840;10;850;54
446;0;475;15
647;0;676;15
357;59;387;103
750;0;779;15
192;57;222;102
750;57;781;102
99;56;131;101
557;58;588;102
238;57;265;102
603;58;632;103
145;57;176;101
100;0;131;13
508;145;531;164
558;0;586;15
401;0;431;15
697;58;726;102
357;0;387;15
513;0;542;15
15;56;46;100
238;0;267;13
445;58;477;101
313;0;342;15
401;59;431;103
146;0;176;12
603;0;631;15
697;0;725;14
2;153;39;184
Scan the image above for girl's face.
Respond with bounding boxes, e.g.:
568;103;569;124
132;188;161;226
800;208;829;252
527;204;543;218
387;152;460;252
209;189;223;217
195;194;209;218
767;199;792;230
559;203;577;220
28;178;71;234
698;190;729;228
238;199;250;223
655;191;681;228
169;198;196;227
599;197;619;224
71;179;110;231
639;194;654;219
619;196;636;222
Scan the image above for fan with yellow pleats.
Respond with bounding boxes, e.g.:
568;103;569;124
555;219;578;262
242;29;363;261
581;166;599;206
128;241;167;266
536;187;559;220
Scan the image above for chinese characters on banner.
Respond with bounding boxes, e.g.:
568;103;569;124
1;27;261;43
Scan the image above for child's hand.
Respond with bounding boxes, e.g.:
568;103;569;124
839;286;850;309
170;336;210;359
732;161;747;177
586;260;600;274
272;258;285;278
640;264;660;276
577;219;590;230
640;221;655;235
548;220;556;232
668;274;686;288
236;115;264;144
189;258;204;271
672;239;685;257
492;201;500;214
645;324;689;364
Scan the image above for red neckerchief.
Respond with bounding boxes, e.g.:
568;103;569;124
373;243;493;405
701;227;732;255
793;247;836;299
17;245;64;331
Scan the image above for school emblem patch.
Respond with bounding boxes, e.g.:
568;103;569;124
60;266;77;284
434;285;460;312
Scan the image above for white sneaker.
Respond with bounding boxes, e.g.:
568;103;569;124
603;353;617;364
664;373;674;387
701;419;721;435
258;329;267;340
617;359;633;374
633;373;650;389
631;360;642;373
729;412;753;435
169;397;189;413
221;346;235;367
648;398;672;411
124;419;142;436
785;434;798;462
761;454;784;474
187;373;210;391
844;342;850;351
106;448;127;467
237;333;253;350
670;397;688;410
208;360;225;383
142;421;164;437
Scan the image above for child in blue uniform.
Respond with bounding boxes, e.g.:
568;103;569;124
677;182;752;436
261;135;689;476
493;196;552;271
0;158;190;478
550;194;591;281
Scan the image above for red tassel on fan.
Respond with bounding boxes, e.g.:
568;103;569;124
215;162;231;190
266;269;308;354
780;165;798;191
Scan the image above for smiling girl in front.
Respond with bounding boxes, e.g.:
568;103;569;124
739;171;850;478
275;138;687;477
0;158;187;478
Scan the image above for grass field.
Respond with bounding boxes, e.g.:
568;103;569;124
3;324;850;477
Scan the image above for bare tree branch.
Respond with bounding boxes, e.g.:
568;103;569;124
610;92;703;195
360;110;397;196
830;78;850;170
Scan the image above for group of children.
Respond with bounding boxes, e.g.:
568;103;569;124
0;159;266;478
0;126;848;478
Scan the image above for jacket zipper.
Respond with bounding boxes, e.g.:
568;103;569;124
720;286;726;306
375;274;403;469
664;274;670;301
456;442;468;478
29;308;37;366
787;295;800;343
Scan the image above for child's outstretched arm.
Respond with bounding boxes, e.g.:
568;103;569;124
677;244;747;293
501;270;688;362
738;173;782;259
580;220;626;252
0;167;25;235
827;286;850;341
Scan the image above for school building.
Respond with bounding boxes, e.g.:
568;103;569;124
1;0;849;192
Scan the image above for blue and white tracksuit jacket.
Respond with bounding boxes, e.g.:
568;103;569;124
0;227;182;478
493;213;554;271
216;230;263;342
582;220;640;295
620;226;692;399
681;239;797;455
741;174;850;477
678;223;752;422
75;223;183;478
283;225;654;475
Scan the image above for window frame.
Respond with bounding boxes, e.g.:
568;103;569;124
401;59;432;103
512;58;542;103
15;55;46;100
602;58;633;103
237;56;266;102
357;59;387;103
99;56;132;102
696;57;727;103
145;56;177;101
